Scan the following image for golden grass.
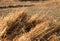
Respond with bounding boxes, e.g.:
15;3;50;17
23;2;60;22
0;9;26;37
0;11;60;41
0;0;60;41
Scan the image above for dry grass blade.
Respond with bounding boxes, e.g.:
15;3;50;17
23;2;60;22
27;14;40;23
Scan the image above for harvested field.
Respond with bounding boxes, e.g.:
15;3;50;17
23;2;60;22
0;0;60;41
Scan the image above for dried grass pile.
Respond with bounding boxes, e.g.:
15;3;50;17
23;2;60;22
0;10;60;41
